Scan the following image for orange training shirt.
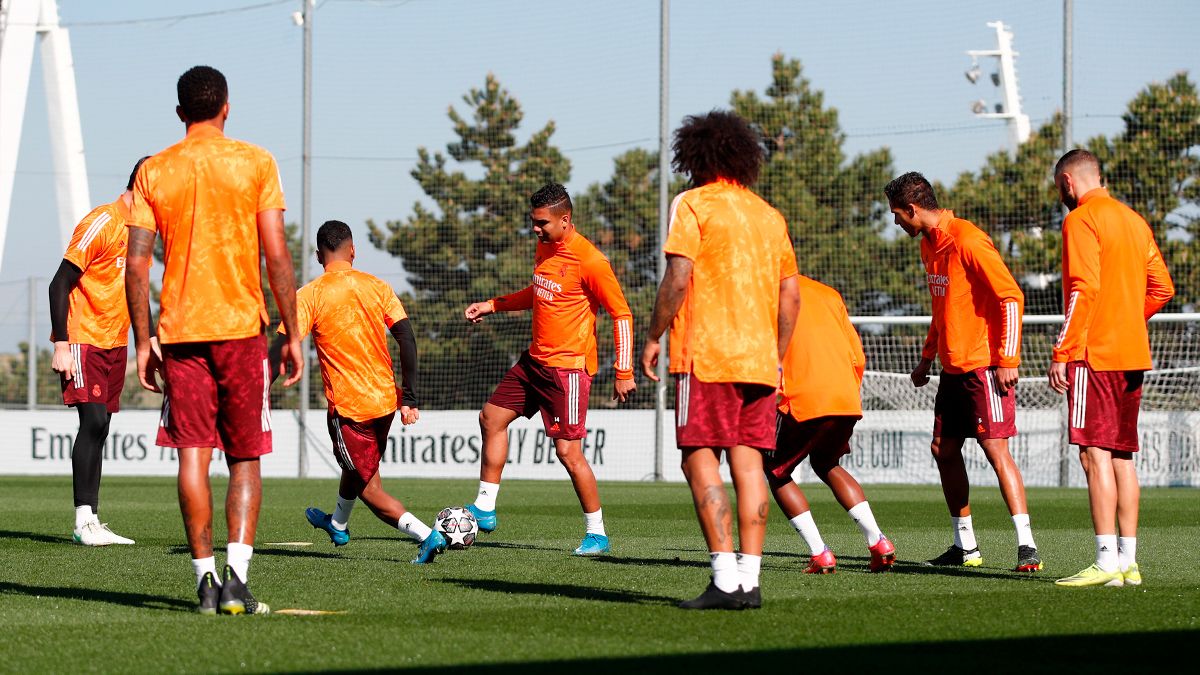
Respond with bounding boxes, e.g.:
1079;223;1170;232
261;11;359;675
1053;188;1174;371
779;276;864;422
130;124;286;344
663;180;799;387
492;229;633;378
282;261;407;423
56;197;132;349
919;210;1024;374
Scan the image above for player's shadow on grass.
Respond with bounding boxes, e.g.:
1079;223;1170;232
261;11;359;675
166;545;344;560
588;555;709;569
890;561;1052;582
0;581;194;612
437;578;678;605
0;529;72;545
472;541;563;553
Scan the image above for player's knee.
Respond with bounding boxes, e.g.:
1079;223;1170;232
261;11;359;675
77;404;109;443
478;408;507;435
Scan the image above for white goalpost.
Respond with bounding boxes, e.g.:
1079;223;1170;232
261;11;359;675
810;313;1200;488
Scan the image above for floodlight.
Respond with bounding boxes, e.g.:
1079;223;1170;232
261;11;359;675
971;99;987;115
965;64;982;84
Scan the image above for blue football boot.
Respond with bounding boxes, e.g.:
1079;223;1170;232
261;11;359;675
305;507;350;547
412;530;447;564
465;504;497;533
573;533;611;556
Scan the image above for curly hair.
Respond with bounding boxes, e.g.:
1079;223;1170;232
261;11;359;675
317;220;354;253
177;66;228;122
671;110;763;187
884;171;939;211
530;183;572;216
125;156;151;192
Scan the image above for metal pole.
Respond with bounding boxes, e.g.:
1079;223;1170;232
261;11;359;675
27;276;36;409
1063;0;1073;153
298;0;314;478
1059;0;1073;486
652;0;669;482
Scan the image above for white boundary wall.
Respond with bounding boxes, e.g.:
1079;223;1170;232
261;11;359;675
3;408;1197;487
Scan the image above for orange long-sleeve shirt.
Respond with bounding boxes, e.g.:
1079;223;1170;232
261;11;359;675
920;210;1024;374
779;276;864;422
491;229;633;379
1053;188;1174;371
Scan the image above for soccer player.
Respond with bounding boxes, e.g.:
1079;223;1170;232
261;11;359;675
126;66;303;615
885;172;1042;573
766;275;895;574
1049;150;1174;588
272;220;446;563
463;183;635;555
641;110;801;610
49;157;148;547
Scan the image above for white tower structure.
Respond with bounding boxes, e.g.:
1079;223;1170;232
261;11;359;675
0;0;90;272
965;21;1031;148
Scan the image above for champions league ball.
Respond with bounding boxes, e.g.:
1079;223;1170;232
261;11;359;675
434;506;479;550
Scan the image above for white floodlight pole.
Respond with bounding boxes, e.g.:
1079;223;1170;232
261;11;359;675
298;0;314;478
653;0;669;482
967;21;1031;148
0;0;90;272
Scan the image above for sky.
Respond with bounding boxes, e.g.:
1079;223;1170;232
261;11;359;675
2;0;1199;347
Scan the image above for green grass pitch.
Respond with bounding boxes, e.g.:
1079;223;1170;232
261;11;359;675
1;476;1196;673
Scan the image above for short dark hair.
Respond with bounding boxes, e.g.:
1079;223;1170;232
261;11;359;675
126;156;151;191
1055;148;1101;177
177;66;228;122
316;220;353;253
884;171;939;211
671;110;763;187
530;183;572;216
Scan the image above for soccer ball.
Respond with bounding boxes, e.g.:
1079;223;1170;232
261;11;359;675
434;506;479;550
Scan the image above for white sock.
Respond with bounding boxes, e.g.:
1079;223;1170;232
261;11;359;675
952;515;977;551
847;501;882;546
397;512;433;542
736;553;762;591
474;481;500;511
1118;536;1137;571
1095;534;1119;572
710;552;739;593
192;556;217;589
1012;513;1036;548
583;509;606;536
226;542;254;582
788;511;826;555
75;505;96;529
332;495;355;530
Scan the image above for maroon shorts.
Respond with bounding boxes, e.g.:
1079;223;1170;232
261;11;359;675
674;373;776;450
329;411;394;483
1067;361;1143;452
764;414;857;480
61;344;126;413
488;352;591;440
933;366;1016;440
157;334;272;459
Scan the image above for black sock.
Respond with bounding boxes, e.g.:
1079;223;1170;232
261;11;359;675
72;403;110;512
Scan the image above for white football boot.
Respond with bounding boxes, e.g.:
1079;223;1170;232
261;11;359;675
73;520;135;546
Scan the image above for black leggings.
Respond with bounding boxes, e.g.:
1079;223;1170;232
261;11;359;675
72;403;111;511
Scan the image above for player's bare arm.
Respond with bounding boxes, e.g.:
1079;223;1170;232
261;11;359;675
464;300;495;323
389;317;420;425
777;274;801;361
48;259;83;381
911;357;933;388
641;255;693;382
125;227;161;392
259;208;303;387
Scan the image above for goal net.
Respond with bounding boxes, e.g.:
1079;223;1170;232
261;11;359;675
783;314;1200;488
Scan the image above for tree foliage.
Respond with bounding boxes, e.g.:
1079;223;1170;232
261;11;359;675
368;74;569;408
731;54;920;315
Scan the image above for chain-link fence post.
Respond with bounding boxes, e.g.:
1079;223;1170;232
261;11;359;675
27;276;37;410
